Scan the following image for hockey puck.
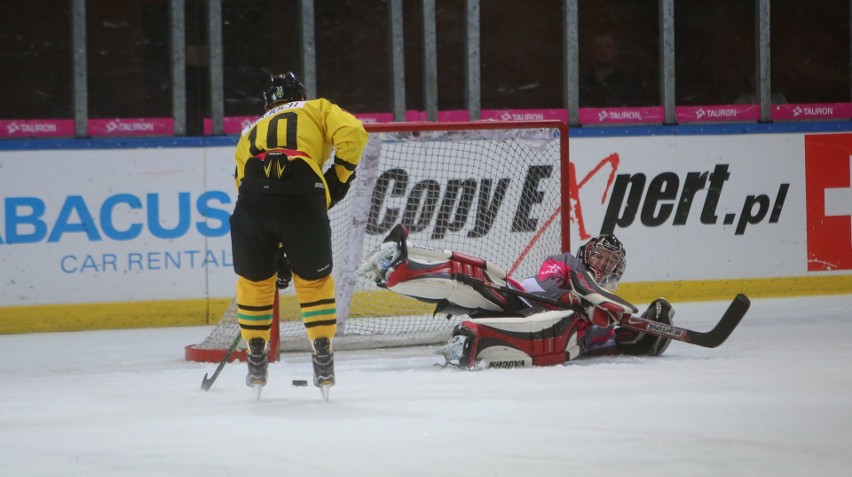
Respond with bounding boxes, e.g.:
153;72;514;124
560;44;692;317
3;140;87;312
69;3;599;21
291;379;308;387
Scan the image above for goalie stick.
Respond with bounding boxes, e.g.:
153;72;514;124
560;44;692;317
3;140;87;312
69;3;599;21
458;275;750;349
200;333;241;391
615;294;749;348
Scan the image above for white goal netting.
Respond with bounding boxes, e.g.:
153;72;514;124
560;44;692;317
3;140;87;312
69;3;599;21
186;120;568;360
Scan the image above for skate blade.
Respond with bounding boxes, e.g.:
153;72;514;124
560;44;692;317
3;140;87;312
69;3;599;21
319;384;331;402
253;383;264;401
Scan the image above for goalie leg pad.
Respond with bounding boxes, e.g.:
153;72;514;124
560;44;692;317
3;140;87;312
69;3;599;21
616;298;675;356
384;257;520;314
437;310;581;369
364;225;522;315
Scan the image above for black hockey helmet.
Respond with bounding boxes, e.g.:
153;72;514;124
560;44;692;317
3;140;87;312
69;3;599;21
263;72;306;108
577;234;626;290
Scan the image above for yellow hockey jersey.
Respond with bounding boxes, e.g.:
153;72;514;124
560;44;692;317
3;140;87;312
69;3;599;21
234;98;368;207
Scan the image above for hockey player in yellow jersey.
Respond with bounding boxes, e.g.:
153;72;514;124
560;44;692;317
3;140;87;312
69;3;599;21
229;72;368;399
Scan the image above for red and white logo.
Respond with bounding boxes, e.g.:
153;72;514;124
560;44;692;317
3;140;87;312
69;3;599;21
805;133;852;271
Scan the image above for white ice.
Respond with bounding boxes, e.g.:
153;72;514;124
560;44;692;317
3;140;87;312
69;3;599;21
1;295;851;477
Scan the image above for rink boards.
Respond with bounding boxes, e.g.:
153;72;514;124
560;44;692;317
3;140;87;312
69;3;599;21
1;123;851;332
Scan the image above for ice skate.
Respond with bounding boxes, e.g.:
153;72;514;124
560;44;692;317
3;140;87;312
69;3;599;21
245;337;268;400
356;224;408;284
434;333;470;368
435;324;479;368
311;338;335;401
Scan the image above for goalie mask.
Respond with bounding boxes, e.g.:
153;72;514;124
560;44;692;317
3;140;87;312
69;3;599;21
577;234;626;291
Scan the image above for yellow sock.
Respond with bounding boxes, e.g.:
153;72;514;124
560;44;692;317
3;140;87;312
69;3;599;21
292;273;337;345
236;275;276;343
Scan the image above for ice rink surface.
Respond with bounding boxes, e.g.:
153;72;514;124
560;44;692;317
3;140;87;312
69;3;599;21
1;294;851;477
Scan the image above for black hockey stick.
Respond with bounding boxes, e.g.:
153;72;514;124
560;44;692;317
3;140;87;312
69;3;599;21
613;294;750;348
201;333;242;391
461;276;750;349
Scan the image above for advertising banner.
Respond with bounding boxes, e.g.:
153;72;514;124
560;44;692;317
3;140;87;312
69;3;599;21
804;133;852;271
569;132;851;283
0;147;237;308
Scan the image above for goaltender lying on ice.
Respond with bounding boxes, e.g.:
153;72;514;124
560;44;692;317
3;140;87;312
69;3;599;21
357;225;750;370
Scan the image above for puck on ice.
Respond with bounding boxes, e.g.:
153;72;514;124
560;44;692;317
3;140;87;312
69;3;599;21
291;379;308;387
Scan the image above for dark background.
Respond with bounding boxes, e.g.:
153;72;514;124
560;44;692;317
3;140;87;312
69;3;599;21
1;0;848;135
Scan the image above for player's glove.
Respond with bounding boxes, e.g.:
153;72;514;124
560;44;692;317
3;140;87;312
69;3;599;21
276;253;292;290
324;167;356;209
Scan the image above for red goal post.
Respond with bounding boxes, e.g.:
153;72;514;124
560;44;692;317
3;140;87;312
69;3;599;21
185;120;569;362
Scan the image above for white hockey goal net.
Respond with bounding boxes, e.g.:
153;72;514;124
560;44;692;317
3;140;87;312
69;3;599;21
185;120;569;362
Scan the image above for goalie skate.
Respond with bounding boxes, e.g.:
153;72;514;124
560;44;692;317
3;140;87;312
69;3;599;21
356;224;408;285
356;241;403;285
435;333;472;368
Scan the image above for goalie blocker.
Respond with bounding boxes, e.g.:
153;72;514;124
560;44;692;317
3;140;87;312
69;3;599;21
359;225;676;370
